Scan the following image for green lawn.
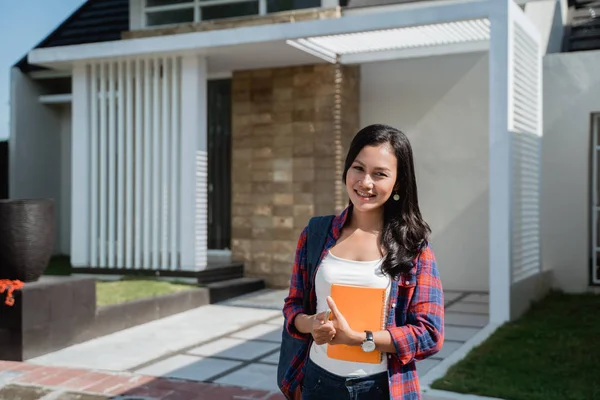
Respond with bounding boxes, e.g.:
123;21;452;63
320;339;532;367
96;277;197;307
44;255;198;307
431;291;600;400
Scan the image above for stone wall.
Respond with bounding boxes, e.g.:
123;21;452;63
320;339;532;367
123;8;340;39
231;64;360;288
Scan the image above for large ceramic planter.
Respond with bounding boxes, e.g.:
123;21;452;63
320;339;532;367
0;199;55;282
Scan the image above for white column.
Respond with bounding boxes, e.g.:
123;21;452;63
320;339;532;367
489;0;513;324
129;0;143;30
321;0;339;8
180;55;208;271
70;63;91;267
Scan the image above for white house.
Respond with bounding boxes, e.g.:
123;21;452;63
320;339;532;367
9;0;599;325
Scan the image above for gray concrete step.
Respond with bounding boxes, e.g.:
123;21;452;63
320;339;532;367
207;277;266;304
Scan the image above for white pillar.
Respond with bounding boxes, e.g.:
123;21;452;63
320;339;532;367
180;55;208;271
321;0;339;8
489;0;513;324
8;68;19;200
71;63;91;267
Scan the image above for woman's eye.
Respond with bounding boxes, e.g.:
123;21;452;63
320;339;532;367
353;166;363;171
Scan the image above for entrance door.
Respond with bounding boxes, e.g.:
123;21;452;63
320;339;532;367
207;79;232;250
592;113;600;284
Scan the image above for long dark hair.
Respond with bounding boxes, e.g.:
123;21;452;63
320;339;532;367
342;124;431;277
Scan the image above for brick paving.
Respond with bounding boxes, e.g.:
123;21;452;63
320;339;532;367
0;361;285;399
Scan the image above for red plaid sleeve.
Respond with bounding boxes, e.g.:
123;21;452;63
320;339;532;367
386;246;445;365
282;226;309;340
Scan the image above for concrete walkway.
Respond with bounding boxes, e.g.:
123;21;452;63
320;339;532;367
16;288;489;399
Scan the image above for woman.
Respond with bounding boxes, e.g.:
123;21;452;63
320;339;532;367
280;124;444;400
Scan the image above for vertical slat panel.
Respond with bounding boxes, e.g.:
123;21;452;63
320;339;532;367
117;60;125;267
108;62;116;267
86;55;193;271
510;22;541;283
143;58;152;268
152;57;161;268
196;150;208;269
134;58;143;268
170;57;180;269
99;62;107;267
161;57;170;269
90;63;99;266
125;60;134;268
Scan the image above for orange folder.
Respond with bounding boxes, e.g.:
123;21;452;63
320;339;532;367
327;284;387;364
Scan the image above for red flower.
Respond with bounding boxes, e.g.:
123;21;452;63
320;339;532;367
0;280;24;306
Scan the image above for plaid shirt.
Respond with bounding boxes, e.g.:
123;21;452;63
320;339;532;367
281;206;445;400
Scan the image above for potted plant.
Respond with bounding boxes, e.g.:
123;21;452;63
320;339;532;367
0;199;55;285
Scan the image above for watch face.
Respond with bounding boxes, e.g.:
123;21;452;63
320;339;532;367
361;340;376;352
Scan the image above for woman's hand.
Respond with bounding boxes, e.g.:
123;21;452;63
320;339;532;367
327;296;363;346
311;311;336;345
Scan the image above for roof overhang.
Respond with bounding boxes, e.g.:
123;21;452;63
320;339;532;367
28;0;495;72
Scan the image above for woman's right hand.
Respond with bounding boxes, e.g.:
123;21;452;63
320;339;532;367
311;312;336;345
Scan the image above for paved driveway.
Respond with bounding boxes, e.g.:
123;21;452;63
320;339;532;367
24;288;489;396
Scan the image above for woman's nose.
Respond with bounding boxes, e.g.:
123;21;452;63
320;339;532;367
361;175;374;187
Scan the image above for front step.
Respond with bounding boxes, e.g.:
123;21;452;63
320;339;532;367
71;262;244;283
206;277;266;304
196;262;244;284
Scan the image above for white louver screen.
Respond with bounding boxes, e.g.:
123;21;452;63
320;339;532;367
510;23;542;283
287;18;490;60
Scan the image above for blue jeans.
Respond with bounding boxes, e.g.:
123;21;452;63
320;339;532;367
301;358;390;400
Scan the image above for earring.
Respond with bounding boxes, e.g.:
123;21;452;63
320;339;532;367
393;193;400;201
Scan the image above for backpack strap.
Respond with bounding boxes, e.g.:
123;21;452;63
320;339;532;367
303;215;335;313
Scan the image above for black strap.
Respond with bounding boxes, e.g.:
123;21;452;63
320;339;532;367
302;215;335;313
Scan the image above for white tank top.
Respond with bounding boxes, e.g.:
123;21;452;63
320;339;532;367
309;251;391;377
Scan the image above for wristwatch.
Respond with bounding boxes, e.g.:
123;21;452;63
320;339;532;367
361;330;376;352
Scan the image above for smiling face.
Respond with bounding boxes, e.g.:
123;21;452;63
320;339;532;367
345;144;398;213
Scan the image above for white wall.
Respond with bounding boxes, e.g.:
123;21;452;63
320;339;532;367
524;0;567;54
360;52;490;292
543;50;600;292
9;68;63;254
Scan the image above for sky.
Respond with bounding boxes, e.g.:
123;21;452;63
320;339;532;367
0;0;86;140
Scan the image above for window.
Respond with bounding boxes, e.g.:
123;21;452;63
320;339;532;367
267;0;321;13
143;0;323;27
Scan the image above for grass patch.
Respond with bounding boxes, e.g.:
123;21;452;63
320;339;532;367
44;256;197;307
96;277;197;307
431;291;600;400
